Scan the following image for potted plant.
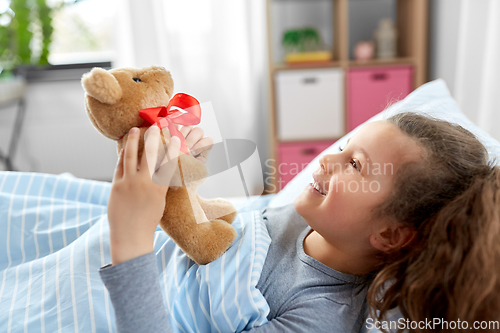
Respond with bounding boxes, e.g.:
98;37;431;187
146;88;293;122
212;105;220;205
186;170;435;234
281;27;332;64
0;0;55;102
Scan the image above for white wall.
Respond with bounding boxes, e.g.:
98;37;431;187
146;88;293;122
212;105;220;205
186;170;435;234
429;0;500;142
429;0;460;93
0;79;118;181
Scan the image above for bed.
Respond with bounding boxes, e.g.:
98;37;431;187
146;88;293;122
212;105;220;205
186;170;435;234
1;79;499;333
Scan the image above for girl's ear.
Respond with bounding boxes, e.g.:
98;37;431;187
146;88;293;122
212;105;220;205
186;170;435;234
370;224;416;252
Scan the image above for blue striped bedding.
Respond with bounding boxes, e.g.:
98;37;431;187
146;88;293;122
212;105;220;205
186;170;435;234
0;171;272;333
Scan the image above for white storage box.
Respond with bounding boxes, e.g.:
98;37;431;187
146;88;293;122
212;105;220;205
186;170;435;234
275;68;344;140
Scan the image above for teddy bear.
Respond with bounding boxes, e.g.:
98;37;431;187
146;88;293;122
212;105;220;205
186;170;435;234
81;66;237;265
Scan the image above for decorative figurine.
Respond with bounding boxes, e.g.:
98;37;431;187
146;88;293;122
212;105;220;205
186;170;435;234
374;18;397;59
354;41;375;62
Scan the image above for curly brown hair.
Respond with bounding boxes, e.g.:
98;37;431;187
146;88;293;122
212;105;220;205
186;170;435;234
367;112;500;332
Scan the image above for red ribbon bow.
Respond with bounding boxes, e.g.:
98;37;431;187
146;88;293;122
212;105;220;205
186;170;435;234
138;93;201;155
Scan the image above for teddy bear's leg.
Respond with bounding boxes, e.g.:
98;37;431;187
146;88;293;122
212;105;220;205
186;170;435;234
160;187;237;265
196;194;237;224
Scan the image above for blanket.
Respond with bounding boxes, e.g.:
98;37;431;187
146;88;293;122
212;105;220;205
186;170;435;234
0;171;272;333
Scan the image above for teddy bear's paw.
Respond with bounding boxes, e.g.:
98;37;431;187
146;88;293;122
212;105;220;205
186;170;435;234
185;220;237;265
217;210;237;224
197;196;237;224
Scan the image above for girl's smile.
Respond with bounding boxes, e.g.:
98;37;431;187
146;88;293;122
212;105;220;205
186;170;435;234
311;174;327;195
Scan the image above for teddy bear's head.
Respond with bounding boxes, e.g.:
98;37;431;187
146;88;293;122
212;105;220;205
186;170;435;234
82;66;209;189
82;66;174;140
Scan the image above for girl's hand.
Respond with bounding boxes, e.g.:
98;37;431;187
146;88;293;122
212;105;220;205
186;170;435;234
107;126;181;265
181;125;214;163
162;125;214;163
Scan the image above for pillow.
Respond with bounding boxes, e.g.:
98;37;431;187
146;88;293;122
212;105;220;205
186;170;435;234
268;78;500;209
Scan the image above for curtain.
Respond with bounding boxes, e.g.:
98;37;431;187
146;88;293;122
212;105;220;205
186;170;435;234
114;0;269;195
453;0;500;142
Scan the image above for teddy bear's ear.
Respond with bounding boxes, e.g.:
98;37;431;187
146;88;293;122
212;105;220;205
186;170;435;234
81;68;122;105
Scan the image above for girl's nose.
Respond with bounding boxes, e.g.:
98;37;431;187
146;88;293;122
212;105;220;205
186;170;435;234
319;154;340;174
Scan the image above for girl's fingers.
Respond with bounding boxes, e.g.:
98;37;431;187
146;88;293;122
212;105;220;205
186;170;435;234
113;148;125;182
184;127;204;152
160;126;171;142
166;136;181;163
159;124;182;142
124;128;139;176
191;136;214;157
158;136;181;167
153;136;181;186
142;125;161;177
179;125;193;138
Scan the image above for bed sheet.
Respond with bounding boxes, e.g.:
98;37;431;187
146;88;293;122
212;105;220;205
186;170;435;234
0;171;273;333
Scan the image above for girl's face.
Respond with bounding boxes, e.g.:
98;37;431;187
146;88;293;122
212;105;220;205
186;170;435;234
294;120;423;255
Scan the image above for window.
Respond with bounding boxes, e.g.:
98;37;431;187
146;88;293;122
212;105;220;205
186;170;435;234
48;0;116;65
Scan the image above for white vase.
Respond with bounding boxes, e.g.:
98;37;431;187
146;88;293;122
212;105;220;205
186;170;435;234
374;18;397;59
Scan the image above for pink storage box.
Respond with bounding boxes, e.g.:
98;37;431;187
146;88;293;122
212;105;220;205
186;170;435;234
347;66;413;131
276;140;335;190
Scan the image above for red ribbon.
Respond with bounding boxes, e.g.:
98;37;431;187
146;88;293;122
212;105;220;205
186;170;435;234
137;93;201;155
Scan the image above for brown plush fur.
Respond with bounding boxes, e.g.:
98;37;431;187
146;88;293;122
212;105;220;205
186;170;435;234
82;66;237;265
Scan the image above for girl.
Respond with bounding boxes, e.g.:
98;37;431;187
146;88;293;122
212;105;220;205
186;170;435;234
99;113;500;333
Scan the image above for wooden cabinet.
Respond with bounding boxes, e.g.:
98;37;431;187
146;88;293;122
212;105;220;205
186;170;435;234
266;0;428;191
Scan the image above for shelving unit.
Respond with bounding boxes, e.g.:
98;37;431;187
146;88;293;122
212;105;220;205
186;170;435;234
266;0;428;192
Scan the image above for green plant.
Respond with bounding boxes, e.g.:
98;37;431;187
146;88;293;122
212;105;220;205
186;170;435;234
0;0;55;75
282;30;301;53
10;0;33;65
282;27;323;54
37;0;53;65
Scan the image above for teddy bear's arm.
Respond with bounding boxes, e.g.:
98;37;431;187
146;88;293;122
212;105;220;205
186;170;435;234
161;187;237;265
196;194;237;224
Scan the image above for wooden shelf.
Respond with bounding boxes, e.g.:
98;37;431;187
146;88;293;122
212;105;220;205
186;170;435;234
265;0;428;193
272;61;343;72
272;57;415;72
347;57;414;68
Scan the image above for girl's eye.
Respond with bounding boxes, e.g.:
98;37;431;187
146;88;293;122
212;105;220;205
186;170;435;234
133;78;141;82
350;159;361;172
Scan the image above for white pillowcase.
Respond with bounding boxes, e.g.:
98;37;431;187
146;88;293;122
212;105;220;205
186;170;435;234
268;78;500;209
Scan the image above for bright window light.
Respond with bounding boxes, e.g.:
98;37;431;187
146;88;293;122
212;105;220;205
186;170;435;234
48;0;117;65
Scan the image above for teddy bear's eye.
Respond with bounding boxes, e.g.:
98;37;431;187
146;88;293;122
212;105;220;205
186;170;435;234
133;78;141;83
